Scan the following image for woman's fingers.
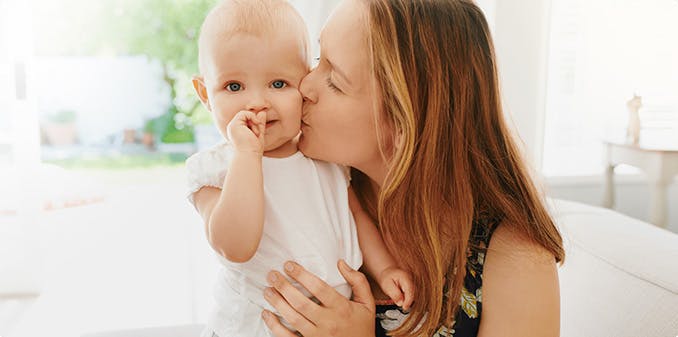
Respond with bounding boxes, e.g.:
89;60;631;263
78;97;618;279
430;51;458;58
261;310;300;337
338;260;375;310
266;270;322;324
265;261;377;336
282;261;345;308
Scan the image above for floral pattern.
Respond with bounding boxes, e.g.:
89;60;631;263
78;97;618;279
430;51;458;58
375;217;501;337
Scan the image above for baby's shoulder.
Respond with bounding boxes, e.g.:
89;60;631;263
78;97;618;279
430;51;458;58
185;142;231;199
185;142;232;171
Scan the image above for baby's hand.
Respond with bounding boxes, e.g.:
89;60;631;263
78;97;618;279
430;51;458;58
227;110;266;154
378;266;415;310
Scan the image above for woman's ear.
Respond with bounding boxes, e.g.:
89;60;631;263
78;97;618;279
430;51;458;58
192;76;211;111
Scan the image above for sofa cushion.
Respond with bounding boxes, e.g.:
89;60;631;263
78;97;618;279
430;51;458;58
550;199;678;337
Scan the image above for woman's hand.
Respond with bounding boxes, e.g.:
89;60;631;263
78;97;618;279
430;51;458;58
262;259;376;337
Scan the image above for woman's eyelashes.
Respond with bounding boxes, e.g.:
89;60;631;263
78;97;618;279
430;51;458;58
326;77;342;93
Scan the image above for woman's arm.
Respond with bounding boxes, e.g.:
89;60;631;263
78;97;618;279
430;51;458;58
478;222;561;337
262;260;376;337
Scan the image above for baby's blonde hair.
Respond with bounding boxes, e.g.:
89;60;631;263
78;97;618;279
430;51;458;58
198;0;309;74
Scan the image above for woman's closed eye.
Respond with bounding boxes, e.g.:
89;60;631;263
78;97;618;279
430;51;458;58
326;77;342;93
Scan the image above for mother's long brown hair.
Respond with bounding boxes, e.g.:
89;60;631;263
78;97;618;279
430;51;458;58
352;0;565;336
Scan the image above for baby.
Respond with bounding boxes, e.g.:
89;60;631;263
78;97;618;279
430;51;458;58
186;1;413;336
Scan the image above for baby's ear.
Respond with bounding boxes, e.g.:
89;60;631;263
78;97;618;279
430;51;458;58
192;76;211;111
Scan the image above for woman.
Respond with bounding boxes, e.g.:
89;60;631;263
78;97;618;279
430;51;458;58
261;0;565;336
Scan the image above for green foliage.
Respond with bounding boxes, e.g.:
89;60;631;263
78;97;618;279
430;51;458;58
45;153;189;170
161;127;195;143
33;0;217;73
33;0;218;143
191;104;213;125
159;106;195;143
109;0;217;143
108;0;217;76
47;110;77;123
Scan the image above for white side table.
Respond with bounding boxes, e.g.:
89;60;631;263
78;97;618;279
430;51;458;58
602;140;678;228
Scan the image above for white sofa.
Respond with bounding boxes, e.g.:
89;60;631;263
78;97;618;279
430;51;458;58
83;199;678;337
553;199;678;337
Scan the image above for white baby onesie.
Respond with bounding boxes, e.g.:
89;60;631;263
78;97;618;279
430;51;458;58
186;142;363;337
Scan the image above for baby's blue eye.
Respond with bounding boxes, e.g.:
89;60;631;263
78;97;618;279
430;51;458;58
271;80;286;89
226;83;242;92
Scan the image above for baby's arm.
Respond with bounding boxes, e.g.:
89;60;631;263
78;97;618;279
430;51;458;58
348;187;414;309
192;111;267;263
193;152;264;263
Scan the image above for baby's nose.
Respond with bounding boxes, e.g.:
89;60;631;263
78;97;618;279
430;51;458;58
246;101;270;113
248;106;266;112
245;90;270;113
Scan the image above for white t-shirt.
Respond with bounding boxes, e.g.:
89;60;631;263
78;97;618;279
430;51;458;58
186;143;363;337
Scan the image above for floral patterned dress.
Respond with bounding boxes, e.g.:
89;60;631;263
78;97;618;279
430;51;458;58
375;217;502;337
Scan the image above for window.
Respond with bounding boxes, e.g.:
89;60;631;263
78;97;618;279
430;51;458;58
542;0;678;176
288;0;496;64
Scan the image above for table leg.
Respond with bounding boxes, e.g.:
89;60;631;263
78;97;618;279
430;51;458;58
649;180;668;228
602;164;615;208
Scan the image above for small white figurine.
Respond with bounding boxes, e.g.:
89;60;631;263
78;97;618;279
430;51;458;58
626;93;642;145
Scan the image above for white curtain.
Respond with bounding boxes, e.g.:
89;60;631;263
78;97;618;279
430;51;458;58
290;0;497;59
289;0;342;59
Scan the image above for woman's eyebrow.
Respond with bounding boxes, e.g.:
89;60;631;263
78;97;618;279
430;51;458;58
326;58;352;86
318;37;352;86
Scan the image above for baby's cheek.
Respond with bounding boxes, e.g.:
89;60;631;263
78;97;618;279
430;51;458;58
213;110;235;137
285;90;304;118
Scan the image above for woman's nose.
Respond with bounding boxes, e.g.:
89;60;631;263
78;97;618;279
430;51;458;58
299;71;318;104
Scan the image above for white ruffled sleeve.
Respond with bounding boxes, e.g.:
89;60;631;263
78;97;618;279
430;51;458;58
185;143;232;206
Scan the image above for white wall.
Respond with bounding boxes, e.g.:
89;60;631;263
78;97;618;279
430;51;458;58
492;0;553;170
487;0;677;232
33;57;171;144
0;0;41;167
546;176;678;233
290;0;341;60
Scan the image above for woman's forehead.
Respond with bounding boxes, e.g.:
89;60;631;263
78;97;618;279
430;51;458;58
320;0;370;84
322;0;367;45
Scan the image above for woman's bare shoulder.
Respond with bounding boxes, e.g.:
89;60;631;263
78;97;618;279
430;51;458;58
486;220;557;266
478;220;560;337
